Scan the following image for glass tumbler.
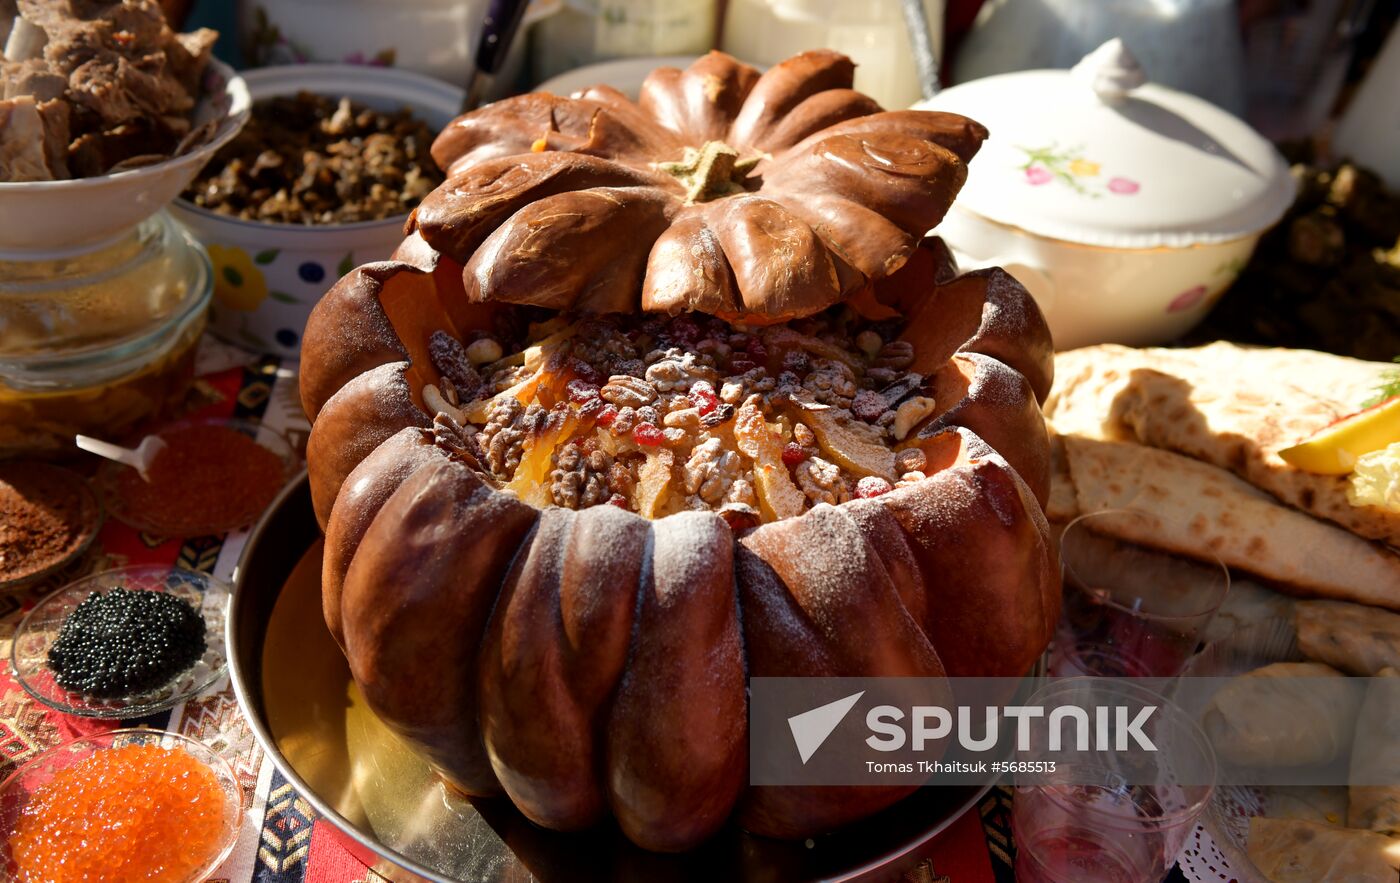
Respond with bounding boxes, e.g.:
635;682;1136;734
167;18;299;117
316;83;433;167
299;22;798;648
1013;678;1217;883
1050;508;1230;677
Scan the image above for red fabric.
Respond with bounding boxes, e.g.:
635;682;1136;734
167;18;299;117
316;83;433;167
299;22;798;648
306;821;381;882
922;805;996;882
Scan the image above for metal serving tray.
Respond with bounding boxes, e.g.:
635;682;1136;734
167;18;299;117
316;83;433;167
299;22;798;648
227;473;992;882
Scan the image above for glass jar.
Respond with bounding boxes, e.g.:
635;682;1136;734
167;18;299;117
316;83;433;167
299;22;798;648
0;211;211;458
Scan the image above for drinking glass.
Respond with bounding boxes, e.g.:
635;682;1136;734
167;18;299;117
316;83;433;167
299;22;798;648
1013;678;1217;883
1050;509;1230;677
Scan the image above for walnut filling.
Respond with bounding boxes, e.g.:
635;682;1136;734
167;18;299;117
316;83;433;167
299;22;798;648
422;310;935;526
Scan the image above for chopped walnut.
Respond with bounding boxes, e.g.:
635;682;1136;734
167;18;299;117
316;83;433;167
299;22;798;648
804;359;857;408
644;347;719;393
874;340;915;370
731;367;777;401
477;397;547;480
796;455;850;506
608;455;642;500
792;422;817;448
683;437;748;505
550;444;614;509
432;412;485;468
601;375;658;408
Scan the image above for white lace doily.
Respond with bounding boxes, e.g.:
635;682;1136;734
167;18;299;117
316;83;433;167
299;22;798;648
1178;786;1267;882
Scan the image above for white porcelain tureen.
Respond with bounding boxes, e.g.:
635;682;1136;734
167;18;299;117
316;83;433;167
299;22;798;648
921;39;1295;350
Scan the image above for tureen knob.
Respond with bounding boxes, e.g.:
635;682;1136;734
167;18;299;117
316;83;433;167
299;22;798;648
1071;38;1148;103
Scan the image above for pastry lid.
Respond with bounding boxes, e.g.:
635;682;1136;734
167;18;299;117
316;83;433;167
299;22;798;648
920;39;1295;249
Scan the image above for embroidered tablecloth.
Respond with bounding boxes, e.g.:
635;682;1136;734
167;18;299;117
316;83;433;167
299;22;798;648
0;340;1021;883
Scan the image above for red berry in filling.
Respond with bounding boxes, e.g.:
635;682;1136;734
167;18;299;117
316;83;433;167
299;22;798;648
782;443;808;466
855;476;893;498
633;422;664;446
689;381;719;415
568;358;604;385
595;404;619;427
607;493;629;509
566;378;600;403
578;397;607;420
670;316;701;344
851;389;887;422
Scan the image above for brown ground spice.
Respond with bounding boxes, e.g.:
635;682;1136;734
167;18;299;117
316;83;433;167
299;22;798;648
0;463;100;584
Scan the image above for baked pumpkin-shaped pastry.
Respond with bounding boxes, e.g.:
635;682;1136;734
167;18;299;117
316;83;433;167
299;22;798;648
301;50;1059;853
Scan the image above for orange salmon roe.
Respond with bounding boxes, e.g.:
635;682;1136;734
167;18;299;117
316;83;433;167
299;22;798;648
9;743;229;882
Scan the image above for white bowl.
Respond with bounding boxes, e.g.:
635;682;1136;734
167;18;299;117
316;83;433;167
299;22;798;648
937;208;1263;351
536;55;702;99
235;0;559;100
919;40;1293;350
0;59;249;256
168;64;464;357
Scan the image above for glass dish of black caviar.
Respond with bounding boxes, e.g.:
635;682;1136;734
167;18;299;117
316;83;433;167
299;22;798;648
10;565;229;718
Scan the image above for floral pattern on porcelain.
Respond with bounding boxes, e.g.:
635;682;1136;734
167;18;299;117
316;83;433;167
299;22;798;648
1164;256;1249;314
205;246;354;353
1016;143;1139;198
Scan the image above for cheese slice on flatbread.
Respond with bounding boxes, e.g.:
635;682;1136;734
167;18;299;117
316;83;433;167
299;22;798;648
1062;437;1400;609
1047;343;1400;546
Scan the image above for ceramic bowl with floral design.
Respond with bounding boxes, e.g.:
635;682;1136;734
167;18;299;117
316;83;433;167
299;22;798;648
169;64;463;358
922;40;1294;350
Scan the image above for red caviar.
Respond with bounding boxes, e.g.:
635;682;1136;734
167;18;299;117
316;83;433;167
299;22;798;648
9;743;230;882
111;422;286;536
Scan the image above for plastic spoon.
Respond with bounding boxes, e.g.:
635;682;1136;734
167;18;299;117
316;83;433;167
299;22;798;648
75;434;167;482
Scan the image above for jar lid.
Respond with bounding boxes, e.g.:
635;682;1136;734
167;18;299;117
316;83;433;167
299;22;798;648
922;39;1295;249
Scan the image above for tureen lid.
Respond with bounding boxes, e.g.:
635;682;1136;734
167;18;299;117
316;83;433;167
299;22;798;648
922;39;1295;249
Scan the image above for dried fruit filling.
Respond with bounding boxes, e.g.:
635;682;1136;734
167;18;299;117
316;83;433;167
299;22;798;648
424;310;937;526
8;744;229;882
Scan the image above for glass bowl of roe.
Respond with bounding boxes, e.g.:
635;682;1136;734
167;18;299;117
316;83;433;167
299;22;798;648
10;566;230;719
0;728;243;883
94;416;298;538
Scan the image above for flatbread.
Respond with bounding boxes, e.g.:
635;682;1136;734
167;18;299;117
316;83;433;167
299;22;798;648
1296;600;1400;675
1061;437;1400;609
1046;343;1400;546
1205;577;1297;644
1247;817;1400;882
1202;661;1361;767
1349;667;1400;834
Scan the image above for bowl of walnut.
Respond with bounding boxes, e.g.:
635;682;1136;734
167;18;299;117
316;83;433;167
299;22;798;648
169;64;460;357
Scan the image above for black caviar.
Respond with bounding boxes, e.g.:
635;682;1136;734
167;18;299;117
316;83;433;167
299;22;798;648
47;587;206;698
